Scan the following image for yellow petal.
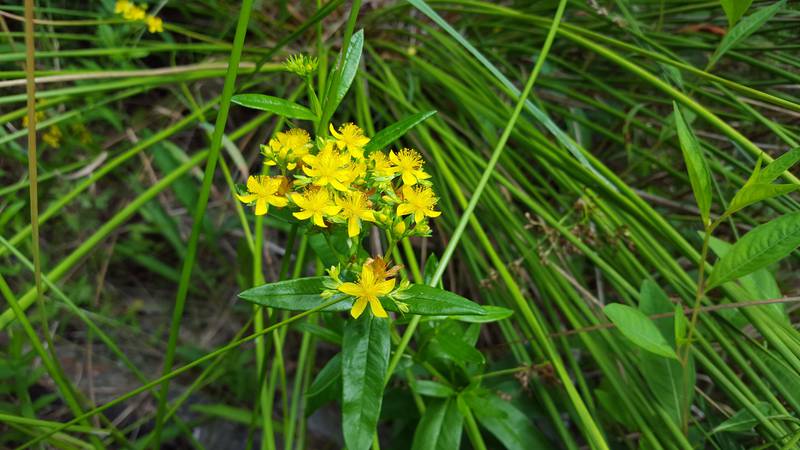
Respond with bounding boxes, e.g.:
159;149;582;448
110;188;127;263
360;210;376;222
339;282;362;296
347;218;360;238
329;123;341;139
375;278;396;295
414;211;424;223
293;210;313;220
236;193;257;203
350;298;368;319
389;151;400;165
324;205;342;216
426;209;441;218
313;213;327;227
369;297;388;318
255;199;269;216
397;203;414;217
270;196;288;208
402;172;417;185
246;175;259;192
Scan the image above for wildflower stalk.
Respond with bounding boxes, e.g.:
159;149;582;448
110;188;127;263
151;2;255;442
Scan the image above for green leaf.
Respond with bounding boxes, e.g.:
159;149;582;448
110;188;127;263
449;305;513;323
758;147;800;184
307;353;341;398
708;0;785;69
231;94;317;120
640;352;694;426
706;212;800;289
707;236;787;323
604;303;678;359
342;315;390;450
364;110;437;152
333;29;364;109
412;380;455;398
393;284;486;316
639;280;675;345
728;183;798;216
712;402;773;434
673;102;713;226
720;0;753;26
465;388;549;450
411;397;463;450
239;278;487;316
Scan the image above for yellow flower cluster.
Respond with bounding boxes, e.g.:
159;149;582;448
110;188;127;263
236;123;441;240
114;1;163;33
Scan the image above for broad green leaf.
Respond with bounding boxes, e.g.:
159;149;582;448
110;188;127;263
728;183;797;215
342;315;390;450
239;277;487;316
708;0;785;69
762;356;800;408
364;110;437;152
637;281;691;424
639;280;675;345
306;353;341;398
720;0;753;26
410;397;463;450
412;380;455;398
332;29;364;109
465;388;549;450
707;236;787;323
604;303;678;359
712;402;773;434
706;212;800;289
393;284;486;316
673;102;712;226
758;147;800;184
231;94;316;120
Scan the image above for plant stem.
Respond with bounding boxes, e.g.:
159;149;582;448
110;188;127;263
152;1;255;444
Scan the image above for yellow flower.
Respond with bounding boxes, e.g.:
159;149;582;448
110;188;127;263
302;143;352;191
146;15;163;33
236;175;288;216
369;151;398;178
338;262;395;318
397;185;441;223
42;126;62;149
336;191;376;237
389;148;431;185
265;128;311;169
123;5;146;21
291;189;341;227
114;0;133;14
330;123;370;159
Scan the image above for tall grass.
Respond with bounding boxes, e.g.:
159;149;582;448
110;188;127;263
1;1;799;449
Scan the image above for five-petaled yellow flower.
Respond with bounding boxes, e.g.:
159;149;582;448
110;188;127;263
265;128;312;169
336;191;376;237
292;189;341;227
338;262;395;318
115;0;133;14
369;151;398;178
330;123;370;159
236;175;288;216
389;148;430;185
146;15;163;33
302;143;352;191
397;185;441;223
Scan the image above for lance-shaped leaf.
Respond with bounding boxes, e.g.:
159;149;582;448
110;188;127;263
604;303;678;359
673;102;713;226
720;0;754;27
708;1;785;70
758;147;800;184
342;315;390;450
238;277;487;316
410;397;463;450
726;148;800;215
231;94;317;120
364;110;437;152
707;212;800;289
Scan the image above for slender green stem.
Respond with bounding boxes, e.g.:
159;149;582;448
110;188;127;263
152;0;255;442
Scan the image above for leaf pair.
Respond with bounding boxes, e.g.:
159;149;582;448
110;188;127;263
727;147;800;216
238;276;488;316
